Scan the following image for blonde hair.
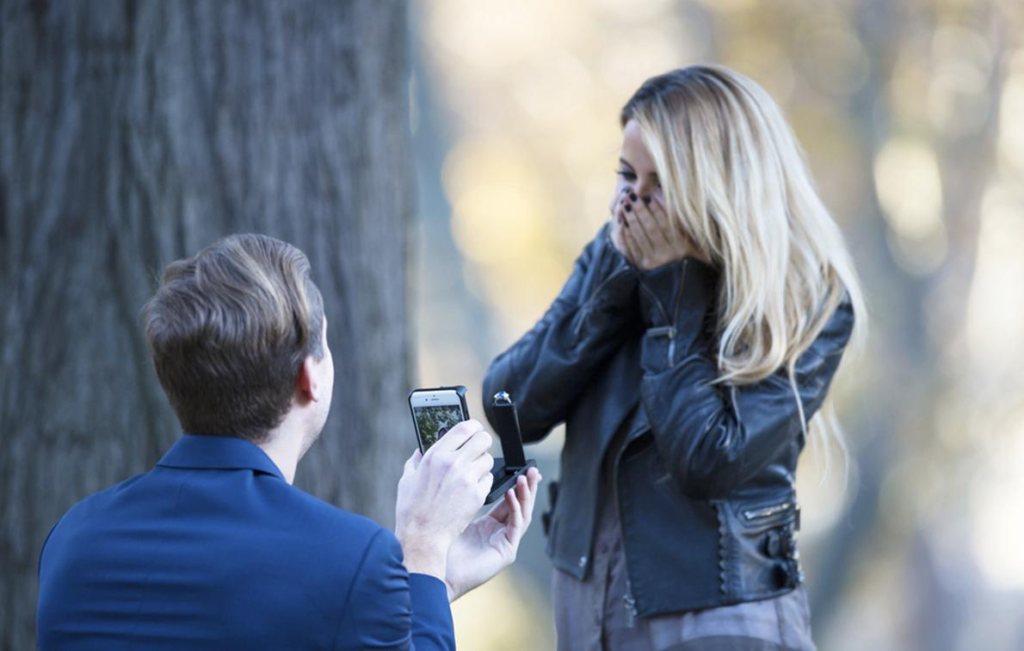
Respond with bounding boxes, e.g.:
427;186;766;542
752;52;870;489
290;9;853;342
622;65;866;464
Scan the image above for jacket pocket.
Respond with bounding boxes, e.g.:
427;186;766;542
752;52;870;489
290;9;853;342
740;499;797;525
729;495;802;594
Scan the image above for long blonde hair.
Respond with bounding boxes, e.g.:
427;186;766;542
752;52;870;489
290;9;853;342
622;65;866;456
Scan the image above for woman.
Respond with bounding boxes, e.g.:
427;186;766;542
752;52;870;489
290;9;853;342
482;65;865;650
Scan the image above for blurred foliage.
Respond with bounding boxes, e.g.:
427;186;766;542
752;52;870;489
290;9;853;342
411;0;1024;649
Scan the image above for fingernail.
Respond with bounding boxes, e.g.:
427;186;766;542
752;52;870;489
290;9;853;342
643;196;651;205
624;204;632;212
629;192;637;201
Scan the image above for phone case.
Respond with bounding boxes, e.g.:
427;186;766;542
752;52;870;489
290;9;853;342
408;385;469;454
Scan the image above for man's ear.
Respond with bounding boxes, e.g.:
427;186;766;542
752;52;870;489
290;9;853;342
295;356;319;404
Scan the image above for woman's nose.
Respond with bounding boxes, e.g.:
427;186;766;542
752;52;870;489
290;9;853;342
634;180;656;199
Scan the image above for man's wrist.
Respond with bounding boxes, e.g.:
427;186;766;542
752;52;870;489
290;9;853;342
396;532;450;581
444;577;460;603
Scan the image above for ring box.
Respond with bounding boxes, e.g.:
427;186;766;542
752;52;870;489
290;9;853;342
485;391;537;505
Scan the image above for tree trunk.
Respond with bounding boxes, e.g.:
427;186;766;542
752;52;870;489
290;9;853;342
0;1;414;648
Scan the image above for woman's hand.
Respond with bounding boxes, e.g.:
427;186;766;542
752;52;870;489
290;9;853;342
611;190;699;270
443;467;542;602
609;187;632;260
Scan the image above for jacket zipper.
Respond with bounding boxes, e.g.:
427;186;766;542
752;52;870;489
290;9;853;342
613;449;638;628
669;260;689;366
614;261;691;629
623;592;637;629
609;259;698;626
743;501;793;520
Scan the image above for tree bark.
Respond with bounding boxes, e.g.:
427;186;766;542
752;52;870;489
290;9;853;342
0;1;414;648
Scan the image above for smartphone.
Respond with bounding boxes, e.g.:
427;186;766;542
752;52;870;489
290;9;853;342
408;386;470;454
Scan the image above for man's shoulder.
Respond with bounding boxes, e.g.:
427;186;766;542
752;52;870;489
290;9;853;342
46;467;388;560
54;471;149;526
272;480;386;542
39;471;153;573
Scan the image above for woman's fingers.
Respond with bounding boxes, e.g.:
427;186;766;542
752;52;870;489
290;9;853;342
609;186;630;217
610;214;631;263
650;196;693;255
623;199;658;257
622;194;702;268
642;196;680;247
632;195;670;251
620;212;645;265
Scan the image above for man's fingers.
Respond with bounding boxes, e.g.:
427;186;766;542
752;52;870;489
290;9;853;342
506;486;523;537
517;476;531;521
526;466;542;490
403;449;422;475
515;474;531;526
470;452;495;483
487;494;511;522
524;468;540;503
477;472;494;501
429;419;484;455
453;429;494;465
523;469;541;524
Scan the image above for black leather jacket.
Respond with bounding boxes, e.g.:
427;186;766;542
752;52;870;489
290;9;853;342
483;224;855;618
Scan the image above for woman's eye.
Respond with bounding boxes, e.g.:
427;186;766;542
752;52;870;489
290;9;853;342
616;170;637;182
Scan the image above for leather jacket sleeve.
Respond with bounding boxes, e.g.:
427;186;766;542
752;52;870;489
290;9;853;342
637;257;856;500
483;223;639;442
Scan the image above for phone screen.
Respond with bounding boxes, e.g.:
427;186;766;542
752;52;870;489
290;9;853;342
412;404;466;452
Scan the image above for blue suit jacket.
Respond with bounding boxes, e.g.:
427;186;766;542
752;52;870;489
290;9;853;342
37;435;455;650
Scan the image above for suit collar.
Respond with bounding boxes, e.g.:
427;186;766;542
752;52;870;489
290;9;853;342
157;434;285;480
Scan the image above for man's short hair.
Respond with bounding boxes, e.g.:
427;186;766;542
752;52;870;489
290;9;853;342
142;234;325;443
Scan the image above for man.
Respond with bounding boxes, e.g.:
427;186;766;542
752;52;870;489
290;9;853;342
36;234;541;649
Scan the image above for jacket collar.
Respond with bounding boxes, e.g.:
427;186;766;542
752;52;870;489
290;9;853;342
157;434;285;481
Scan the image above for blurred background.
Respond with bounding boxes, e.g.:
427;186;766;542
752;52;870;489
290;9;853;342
408;0;1024;649
2;0;1022;649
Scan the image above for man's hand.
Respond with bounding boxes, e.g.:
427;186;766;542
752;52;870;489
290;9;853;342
395;420;494;582
444;467;542;602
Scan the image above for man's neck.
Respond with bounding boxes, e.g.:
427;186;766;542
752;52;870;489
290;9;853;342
257;421;304;485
